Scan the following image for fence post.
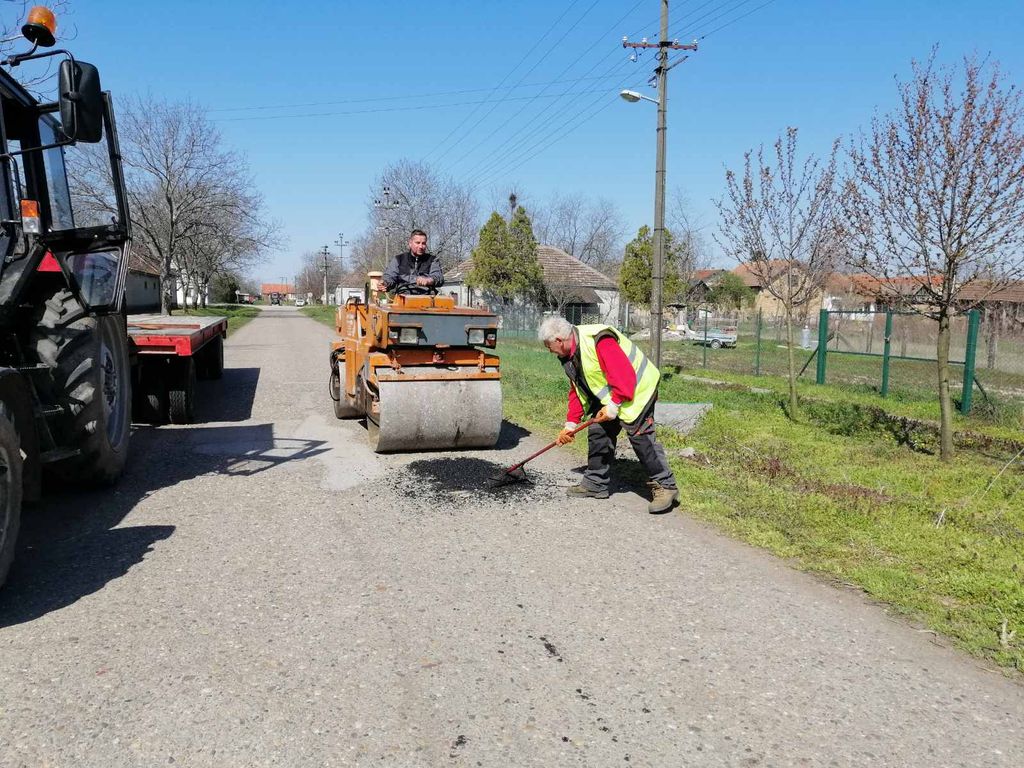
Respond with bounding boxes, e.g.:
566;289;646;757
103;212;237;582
961;308;980;414
880;310;893;397
702;310;709;369
754;308;763;376
815;309;828;384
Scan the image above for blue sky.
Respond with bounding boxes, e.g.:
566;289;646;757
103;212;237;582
24;0;1024;282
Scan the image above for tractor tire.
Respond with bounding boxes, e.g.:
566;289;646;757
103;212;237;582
32;289;131;486
168;359;196;424
0;404;24;589
198;336;224;380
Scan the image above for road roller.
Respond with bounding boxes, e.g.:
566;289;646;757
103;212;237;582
329;281;502;452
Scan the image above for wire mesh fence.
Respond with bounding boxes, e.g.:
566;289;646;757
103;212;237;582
492;302;1024;410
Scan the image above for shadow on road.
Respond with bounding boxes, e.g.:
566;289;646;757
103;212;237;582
0;422;328;628
194;366;260;423
496;420;531;449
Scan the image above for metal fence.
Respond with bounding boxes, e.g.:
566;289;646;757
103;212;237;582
652;308;1024;411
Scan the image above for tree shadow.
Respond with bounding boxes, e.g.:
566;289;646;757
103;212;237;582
0;422;329;628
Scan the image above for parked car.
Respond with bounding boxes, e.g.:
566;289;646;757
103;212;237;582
690;328;738;349
295;298;306;307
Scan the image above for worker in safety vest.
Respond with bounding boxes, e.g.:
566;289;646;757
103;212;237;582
538;316;679;514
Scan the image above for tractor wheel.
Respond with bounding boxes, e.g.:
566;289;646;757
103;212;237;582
168;359;196;424
0;404;23;589
32;290;131;486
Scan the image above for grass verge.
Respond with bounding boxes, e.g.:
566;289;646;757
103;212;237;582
300;305;336;327
174;304;260;334
500;338;1024;673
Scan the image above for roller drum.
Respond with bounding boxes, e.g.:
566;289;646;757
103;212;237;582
369;379;502;452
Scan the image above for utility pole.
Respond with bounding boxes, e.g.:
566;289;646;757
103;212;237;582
335;232;350;273
320;245;331;305
374;186;401;266
623;2;697;368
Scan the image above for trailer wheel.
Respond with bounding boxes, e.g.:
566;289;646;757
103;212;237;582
168;359;196;424
32;290;132;486
133;361;168;425
198;336;224;380
331;365;361;419
0;404;24;589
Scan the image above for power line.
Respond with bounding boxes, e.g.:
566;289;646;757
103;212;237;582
431;0;605;165
468;63;647;189
212;88;630;123
452;3;654;180
461;56;635;183
208;74;649;113
694;0;780;38
421;0;589;162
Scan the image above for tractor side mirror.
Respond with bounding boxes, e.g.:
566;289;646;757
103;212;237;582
58;60;103;143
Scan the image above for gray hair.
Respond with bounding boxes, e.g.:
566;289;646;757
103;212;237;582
537;315;573;343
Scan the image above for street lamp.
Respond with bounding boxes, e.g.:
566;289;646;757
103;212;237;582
619;89;659;105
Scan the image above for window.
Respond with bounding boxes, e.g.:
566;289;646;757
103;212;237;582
38;118;75;230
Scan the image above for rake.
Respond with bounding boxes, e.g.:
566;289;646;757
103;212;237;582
489;418;597;488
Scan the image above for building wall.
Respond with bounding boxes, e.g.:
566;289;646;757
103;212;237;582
125;270;161;313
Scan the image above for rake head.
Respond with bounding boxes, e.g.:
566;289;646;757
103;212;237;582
488;465;531;489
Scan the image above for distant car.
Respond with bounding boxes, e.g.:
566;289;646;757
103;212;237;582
270;292;281;305
295;298;306;307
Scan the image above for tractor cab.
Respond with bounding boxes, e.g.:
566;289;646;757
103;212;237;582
0;5;131;321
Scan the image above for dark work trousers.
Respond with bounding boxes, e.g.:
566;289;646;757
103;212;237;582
582;394;677;492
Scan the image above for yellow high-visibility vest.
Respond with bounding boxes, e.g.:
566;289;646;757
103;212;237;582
573;324;660;423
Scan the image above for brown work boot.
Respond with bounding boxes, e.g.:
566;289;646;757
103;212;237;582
566;484;609;499
647;482;678;514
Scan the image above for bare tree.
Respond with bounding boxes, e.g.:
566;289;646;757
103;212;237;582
67;96;277;313
668;187;712;276
294;248;344;300
845;52;1024;459
717;127;845;416
366;159;479;270
532;193;626;272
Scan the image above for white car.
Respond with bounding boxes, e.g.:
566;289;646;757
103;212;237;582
294;299;306;307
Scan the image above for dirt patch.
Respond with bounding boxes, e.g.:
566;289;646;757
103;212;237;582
748;455;893;506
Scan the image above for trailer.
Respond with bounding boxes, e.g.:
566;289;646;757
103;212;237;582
128;314;228;425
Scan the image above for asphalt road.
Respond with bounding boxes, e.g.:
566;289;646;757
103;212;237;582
1;305;1021;767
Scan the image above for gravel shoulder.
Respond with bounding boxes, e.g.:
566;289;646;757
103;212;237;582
0;305;1020;767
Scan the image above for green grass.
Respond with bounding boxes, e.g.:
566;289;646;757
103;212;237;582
173;304;260;334
300;305;336;327
499;337;1024;673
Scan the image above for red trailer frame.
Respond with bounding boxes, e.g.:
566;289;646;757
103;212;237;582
127;314;228;424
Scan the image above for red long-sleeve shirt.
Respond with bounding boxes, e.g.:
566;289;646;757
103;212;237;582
566;335;637;424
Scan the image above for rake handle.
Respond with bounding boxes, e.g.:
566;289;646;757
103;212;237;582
504;418;597;474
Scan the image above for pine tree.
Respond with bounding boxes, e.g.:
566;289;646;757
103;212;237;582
618;226;683;307
467;208;545;302
507;206;545;302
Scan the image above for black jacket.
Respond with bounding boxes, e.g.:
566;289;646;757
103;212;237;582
382;250;444;293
